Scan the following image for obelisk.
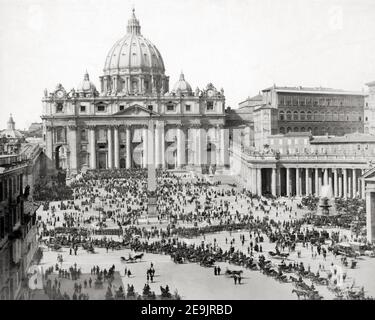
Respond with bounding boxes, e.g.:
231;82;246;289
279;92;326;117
147;119;158;216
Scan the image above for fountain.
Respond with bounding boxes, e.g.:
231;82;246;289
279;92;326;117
316;184;337;216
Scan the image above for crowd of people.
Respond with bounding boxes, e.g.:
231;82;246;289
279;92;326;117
34;168;375;300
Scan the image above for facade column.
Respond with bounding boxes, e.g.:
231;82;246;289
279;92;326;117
286;168;291;197
89;126;96;170
257;168;262;196
125;126;131;169
143;126;148;169
176;124;185;168
343;168;347;199
353;169;357;198
67;125;78;173
314;168;319;196
305;168;309;196
296;168;300;197
251;168;256;194
155;122;161;169
333;169;338;197
161;124;165;169
107;127;113;169
338;170;343;197
114;126;120;169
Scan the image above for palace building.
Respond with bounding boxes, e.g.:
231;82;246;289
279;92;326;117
41;9;228;176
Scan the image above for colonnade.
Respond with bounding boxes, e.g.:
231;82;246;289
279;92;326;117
240;166;366;199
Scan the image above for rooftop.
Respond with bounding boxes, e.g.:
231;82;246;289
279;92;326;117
261;85;364;96
311;133;375;144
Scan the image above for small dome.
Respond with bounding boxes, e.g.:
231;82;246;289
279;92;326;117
172;72;192;95
1;114;24;139
77;72;97;93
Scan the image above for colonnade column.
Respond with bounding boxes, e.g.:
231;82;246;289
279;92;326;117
305;168;309;196
353;169;357;198
343;168;347;199
338;170;343;197
315;168;319;196
114;126;120;169
271;168;277;196
333;169;338;197
361;169;366;199
107;126;113;169
296;168;300;197
286;168;291;197
89;125;96;170
125;126;131;169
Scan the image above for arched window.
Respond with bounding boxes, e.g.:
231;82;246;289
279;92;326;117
300;127;306;132
300;111;306;120
307;127;312;133
306;111;312;120
325;112;332;121
286;111;292;120
314;111;318;121
287;127;292;133
279;127;285;134
279;111;285;121
293;111;299;120
294;127;299;132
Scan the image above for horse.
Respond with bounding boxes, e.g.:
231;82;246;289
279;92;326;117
225;268;243;276
292;289;307;300
133;253;144;261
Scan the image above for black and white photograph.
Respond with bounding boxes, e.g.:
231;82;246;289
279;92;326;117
1;0;375;305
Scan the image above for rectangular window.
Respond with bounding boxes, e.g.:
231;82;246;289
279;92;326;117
97;105;106;112
56;104;64;113
80;106;86;112
185;105;191;112
206;101;214;111
167;104;175;111
119;105;125;111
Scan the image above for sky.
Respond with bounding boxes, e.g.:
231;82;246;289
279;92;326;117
0;0;375;130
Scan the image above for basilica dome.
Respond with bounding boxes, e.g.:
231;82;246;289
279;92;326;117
103;9;165;75
172;72;193;95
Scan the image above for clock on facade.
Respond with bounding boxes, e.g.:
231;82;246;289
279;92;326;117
207;90;214;97
56;90;64;98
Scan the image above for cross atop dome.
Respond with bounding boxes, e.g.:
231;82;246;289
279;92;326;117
127;7;141;35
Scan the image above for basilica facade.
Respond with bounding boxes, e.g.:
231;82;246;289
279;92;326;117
42;10;229;175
